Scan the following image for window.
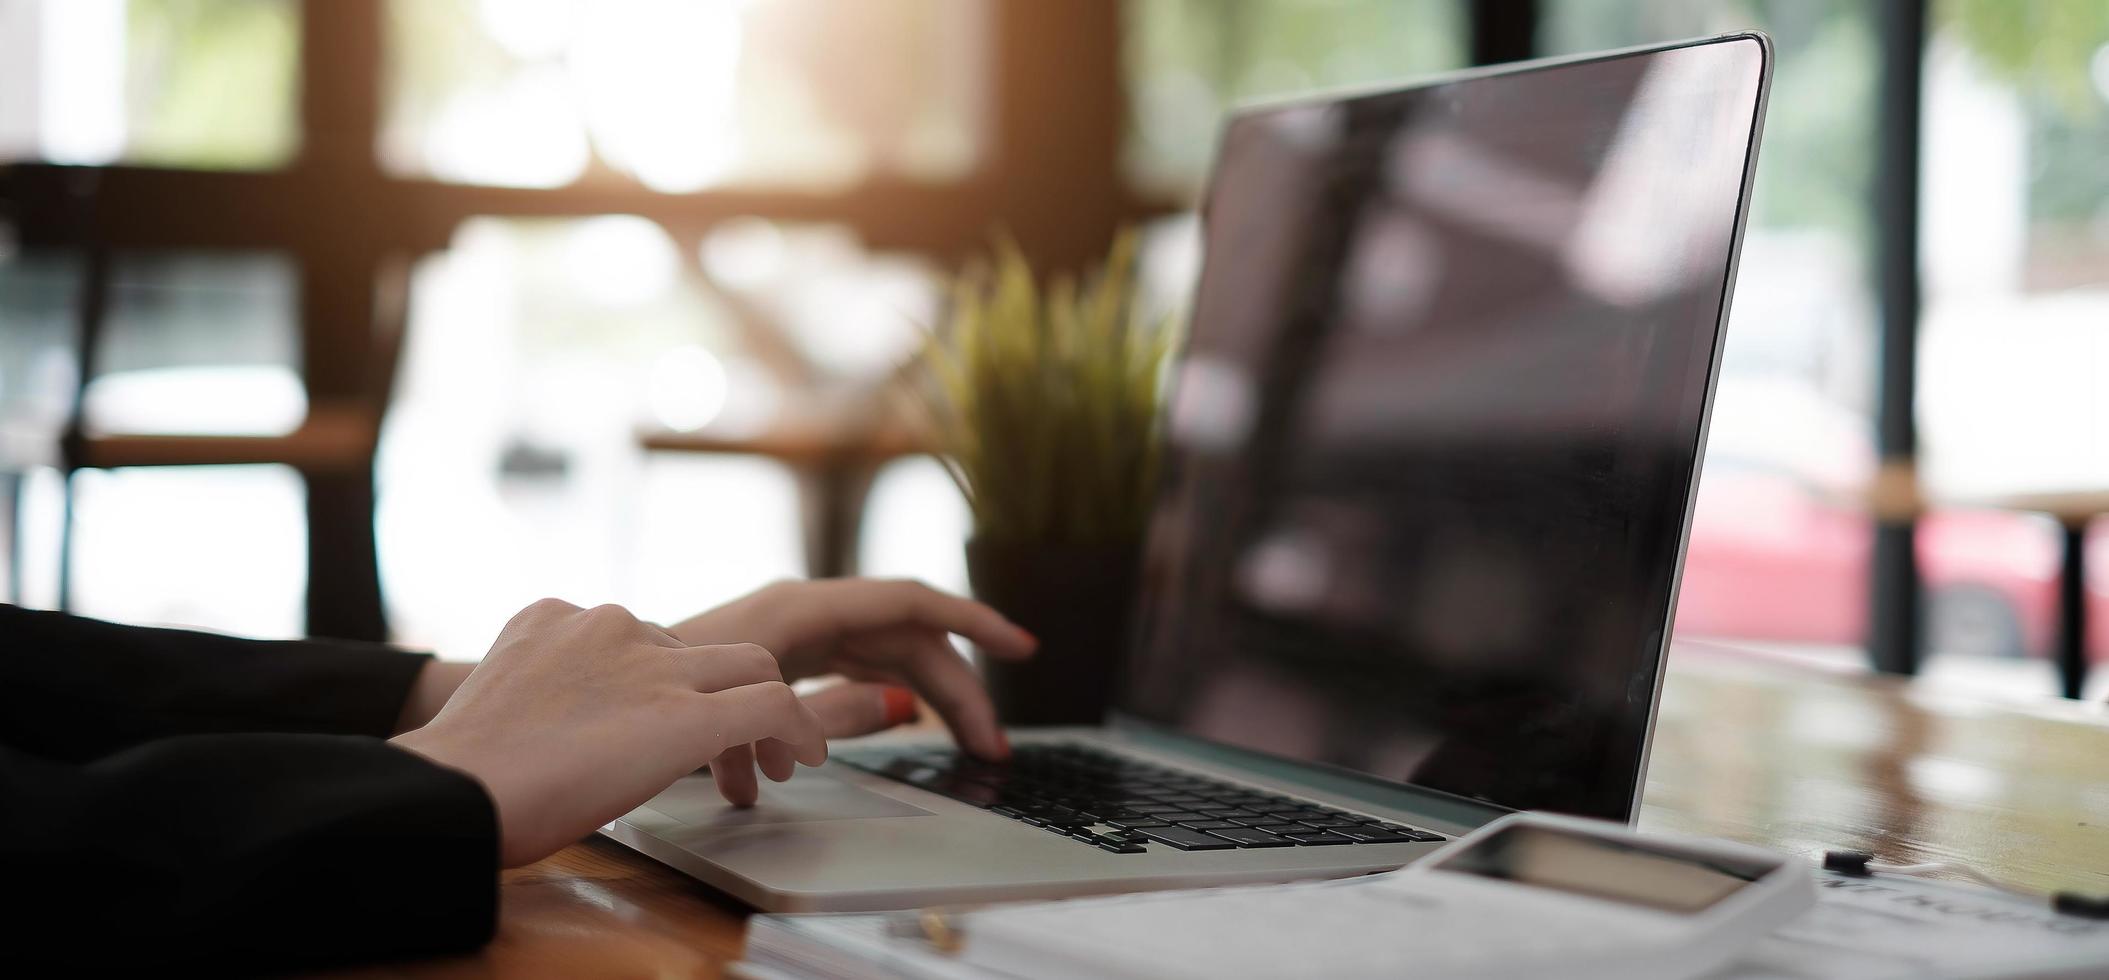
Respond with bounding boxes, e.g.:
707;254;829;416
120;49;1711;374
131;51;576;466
376;215;946;655
379;0;982;190
1916;0;2109;691
1919;2;2109;498
87;252;302;436
0;0;299;169
70;464;307;638
1124;0;1466;193
0;249;304;628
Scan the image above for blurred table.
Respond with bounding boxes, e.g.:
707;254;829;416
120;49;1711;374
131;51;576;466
1866;464;2103;699
330;645;2109;979
1976;489;2107;700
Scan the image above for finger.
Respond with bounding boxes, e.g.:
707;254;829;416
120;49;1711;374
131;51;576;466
803;683;920;739
577;602;690;650
498;597;582;641
891;635;1009;761
676;642;783;692
636;617;690;648
711;743;760;807
818;580;1038;661
755;738;798;782
697;681;830;766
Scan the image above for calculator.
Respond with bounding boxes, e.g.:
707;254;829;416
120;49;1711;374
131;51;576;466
1384;811;1817;979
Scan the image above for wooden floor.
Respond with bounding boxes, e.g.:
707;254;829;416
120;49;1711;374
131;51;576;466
324;645;2109;979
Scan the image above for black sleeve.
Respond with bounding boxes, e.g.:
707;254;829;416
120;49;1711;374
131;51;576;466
1;606;500;970
0;605;434;760
2;734;499;972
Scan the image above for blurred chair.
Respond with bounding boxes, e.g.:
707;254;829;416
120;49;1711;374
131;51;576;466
1;171;409;636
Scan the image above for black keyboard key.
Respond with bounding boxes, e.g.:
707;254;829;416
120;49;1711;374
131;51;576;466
852;742;1402;854
1089;809;1156;823
1205;826;1294;848
1108;818;1170;829
1138;827;1238;851
1364;821;1445;841
944;780;1004;807
1145;810;1208;823
1330;826;1416;843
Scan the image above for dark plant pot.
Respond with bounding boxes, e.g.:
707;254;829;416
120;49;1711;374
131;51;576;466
966;536;1141;727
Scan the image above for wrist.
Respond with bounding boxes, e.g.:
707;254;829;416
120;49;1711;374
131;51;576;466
391;726;536;867
395;659;475;734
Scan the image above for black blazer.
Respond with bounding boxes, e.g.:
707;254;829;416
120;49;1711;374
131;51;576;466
0;605;497;973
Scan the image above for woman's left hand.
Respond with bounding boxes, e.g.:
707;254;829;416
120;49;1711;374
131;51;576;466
669;579;1037;761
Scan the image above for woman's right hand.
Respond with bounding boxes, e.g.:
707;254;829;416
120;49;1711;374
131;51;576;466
390;598;830;868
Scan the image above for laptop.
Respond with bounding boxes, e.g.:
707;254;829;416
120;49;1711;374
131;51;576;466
604;33;1773;913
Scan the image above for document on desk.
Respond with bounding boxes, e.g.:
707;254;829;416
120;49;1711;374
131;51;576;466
734;871;2109;980
1718;872;2109;980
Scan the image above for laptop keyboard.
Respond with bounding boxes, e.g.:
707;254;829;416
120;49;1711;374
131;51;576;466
836;743;1447;855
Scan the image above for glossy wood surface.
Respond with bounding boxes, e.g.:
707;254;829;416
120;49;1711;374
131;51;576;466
325;645;2109;979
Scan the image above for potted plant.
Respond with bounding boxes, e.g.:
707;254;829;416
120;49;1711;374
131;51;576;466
909;232;1176;725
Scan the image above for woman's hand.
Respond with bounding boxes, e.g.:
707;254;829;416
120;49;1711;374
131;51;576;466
394;659;475;734
391;598;829;867
668;579;1037;761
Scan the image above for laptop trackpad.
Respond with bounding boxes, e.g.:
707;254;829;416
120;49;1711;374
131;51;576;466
640;770;933;826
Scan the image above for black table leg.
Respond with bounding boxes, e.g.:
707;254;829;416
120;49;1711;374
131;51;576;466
2055;521;2088;700
304;466;388;642
793;456;882;581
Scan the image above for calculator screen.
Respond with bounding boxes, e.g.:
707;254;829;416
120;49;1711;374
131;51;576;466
1431;824;1781;914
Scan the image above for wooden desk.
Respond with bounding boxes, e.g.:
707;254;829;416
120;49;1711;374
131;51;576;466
335;646;2109;979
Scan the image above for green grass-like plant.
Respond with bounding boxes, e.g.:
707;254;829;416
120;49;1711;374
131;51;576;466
911;232;1176;546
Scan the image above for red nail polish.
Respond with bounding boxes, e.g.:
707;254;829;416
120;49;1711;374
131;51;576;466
881;686;918;728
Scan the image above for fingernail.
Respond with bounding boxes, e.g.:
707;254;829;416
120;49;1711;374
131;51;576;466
881;686;918;728
994;730;1013;760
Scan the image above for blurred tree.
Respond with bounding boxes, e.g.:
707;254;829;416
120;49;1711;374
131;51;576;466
127;0;299;168
1124;0;1465;189
1939;0;2109;113
1937;0;2109;227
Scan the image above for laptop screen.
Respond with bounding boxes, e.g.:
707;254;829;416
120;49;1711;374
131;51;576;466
1119;37;1769;822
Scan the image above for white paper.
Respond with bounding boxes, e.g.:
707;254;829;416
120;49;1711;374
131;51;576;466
735;871;2109;980
1710;873;2109;980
